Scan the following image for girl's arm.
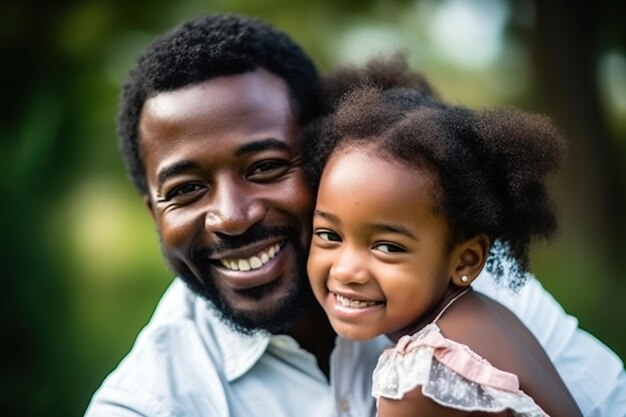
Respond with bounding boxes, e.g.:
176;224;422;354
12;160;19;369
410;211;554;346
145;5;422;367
377;387;510;417
472;270;625;415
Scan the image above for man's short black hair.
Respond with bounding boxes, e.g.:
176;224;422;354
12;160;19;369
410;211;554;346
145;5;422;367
118;13;321;195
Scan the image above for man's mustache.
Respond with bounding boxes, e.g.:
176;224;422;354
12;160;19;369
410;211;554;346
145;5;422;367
203;224;299;256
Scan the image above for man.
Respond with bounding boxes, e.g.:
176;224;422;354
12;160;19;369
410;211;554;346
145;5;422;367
85;13;625;416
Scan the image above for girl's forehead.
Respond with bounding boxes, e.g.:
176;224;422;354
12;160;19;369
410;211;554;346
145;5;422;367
315;145;450;240
321;147;436;195
328;142;437;182
320;144;443;213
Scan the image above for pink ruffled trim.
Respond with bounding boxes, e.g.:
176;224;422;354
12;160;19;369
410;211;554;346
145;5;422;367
395;324;520;393
373;326;549;416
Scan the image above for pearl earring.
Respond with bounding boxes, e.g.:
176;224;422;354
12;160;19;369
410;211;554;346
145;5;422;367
460;275;469;283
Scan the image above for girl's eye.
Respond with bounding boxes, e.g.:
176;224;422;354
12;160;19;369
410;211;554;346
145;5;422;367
374;243;406;253
316;230;342;242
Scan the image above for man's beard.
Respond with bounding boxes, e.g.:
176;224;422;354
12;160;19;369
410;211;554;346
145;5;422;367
162;225;315;335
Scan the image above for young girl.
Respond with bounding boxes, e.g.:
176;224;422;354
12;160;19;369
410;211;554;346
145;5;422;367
303;59;583;416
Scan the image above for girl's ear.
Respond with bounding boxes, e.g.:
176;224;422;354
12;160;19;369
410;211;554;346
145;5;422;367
452;234;490;286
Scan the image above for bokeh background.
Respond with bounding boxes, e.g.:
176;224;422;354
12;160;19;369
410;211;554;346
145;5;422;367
2;0;625;415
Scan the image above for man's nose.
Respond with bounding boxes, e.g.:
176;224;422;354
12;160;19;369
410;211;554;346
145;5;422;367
204;181;266;236
330;247;370;285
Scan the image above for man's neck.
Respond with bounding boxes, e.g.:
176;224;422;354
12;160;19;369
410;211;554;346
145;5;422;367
286;302;336;379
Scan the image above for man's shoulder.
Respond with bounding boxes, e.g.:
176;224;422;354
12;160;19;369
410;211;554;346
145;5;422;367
109;279;225;376
85;280;228;416
148;278;198;324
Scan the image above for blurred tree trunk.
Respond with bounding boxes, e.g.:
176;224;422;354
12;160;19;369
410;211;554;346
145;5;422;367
531;0;626;275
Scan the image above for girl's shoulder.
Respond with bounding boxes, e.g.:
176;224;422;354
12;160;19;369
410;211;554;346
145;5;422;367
372;291;581;416
372;320;548;416
436;291;534;369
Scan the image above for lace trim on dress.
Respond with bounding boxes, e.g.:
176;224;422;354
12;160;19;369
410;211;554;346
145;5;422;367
372;323;549;416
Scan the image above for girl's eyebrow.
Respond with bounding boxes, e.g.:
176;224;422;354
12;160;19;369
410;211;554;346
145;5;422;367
368;223;416;240
314;209;416;240
313;209;339;222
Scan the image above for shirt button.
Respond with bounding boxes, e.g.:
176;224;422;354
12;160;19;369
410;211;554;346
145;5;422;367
339;399;349;412
272;336;291;349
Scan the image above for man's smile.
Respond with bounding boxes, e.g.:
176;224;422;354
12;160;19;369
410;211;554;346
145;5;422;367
141;69;314;334
206;239;294;290
218;242;284;271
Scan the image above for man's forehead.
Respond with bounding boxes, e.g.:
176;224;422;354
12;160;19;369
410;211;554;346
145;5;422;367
138;69;301;172
144;69;292;119
139;69;298;142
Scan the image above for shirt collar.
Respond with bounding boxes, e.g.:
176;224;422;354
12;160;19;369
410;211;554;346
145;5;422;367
199;300;272;381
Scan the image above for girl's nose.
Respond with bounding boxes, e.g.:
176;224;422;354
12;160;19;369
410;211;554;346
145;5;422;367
329;247;370;285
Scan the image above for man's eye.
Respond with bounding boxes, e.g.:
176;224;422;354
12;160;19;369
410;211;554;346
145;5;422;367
374;243;406;253
250;160;287;175
166;183;203;200
316;230;342;242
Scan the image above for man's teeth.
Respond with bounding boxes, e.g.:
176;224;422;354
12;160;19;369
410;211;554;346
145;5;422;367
219;243;282;271
335;294;379;308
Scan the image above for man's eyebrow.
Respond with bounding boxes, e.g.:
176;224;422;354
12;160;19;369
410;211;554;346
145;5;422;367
156;139;288;188
235;138;289;156
157;160;198;189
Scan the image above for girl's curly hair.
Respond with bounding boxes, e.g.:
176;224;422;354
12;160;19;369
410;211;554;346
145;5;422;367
303;55;566;290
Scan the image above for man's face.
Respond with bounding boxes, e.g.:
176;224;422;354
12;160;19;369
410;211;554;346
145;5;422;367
139;69;315;333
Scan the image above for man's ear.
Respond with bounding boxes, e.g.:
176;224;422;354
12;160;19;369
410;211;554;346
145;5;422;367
451;234;490;286
144;195;157;222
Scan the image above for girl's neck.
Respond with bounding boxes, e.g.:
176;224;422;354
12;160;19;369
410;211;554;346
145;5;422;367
385;285;471;343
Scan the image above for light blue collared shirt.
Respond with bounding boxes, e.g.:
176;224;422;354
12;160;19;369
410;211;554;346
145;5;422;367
84;278;389;417
85;273;626;416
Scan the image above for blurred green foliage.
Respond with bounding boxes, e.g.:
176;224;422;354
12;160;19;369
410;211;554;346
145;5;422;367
2;0;624;415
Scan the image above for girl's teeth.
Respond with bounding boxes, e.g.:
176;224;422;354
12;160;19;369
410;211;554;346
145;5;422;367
219;243;282;271
335;294;378;308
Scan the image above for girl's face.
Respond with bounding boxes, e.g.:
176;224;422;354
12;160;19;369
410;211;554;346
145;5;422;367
307;147;459;341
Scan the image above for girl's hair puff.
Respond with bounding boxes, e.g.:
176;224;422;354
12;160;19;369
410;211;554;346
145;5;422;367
303;56;566;290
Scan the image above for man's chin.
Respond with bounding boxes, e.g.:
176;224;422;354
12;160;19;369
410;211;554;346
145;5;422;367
179;270;314;335
166;227;313;335
216;280;305;335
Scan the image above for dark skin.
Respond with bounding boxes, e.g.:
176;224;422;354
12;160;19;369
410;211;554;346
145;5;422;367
139;69;336;375
380;219;580;415
377;291;583;416
308;149;581;416
288;298;336;377
136;68;580;413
